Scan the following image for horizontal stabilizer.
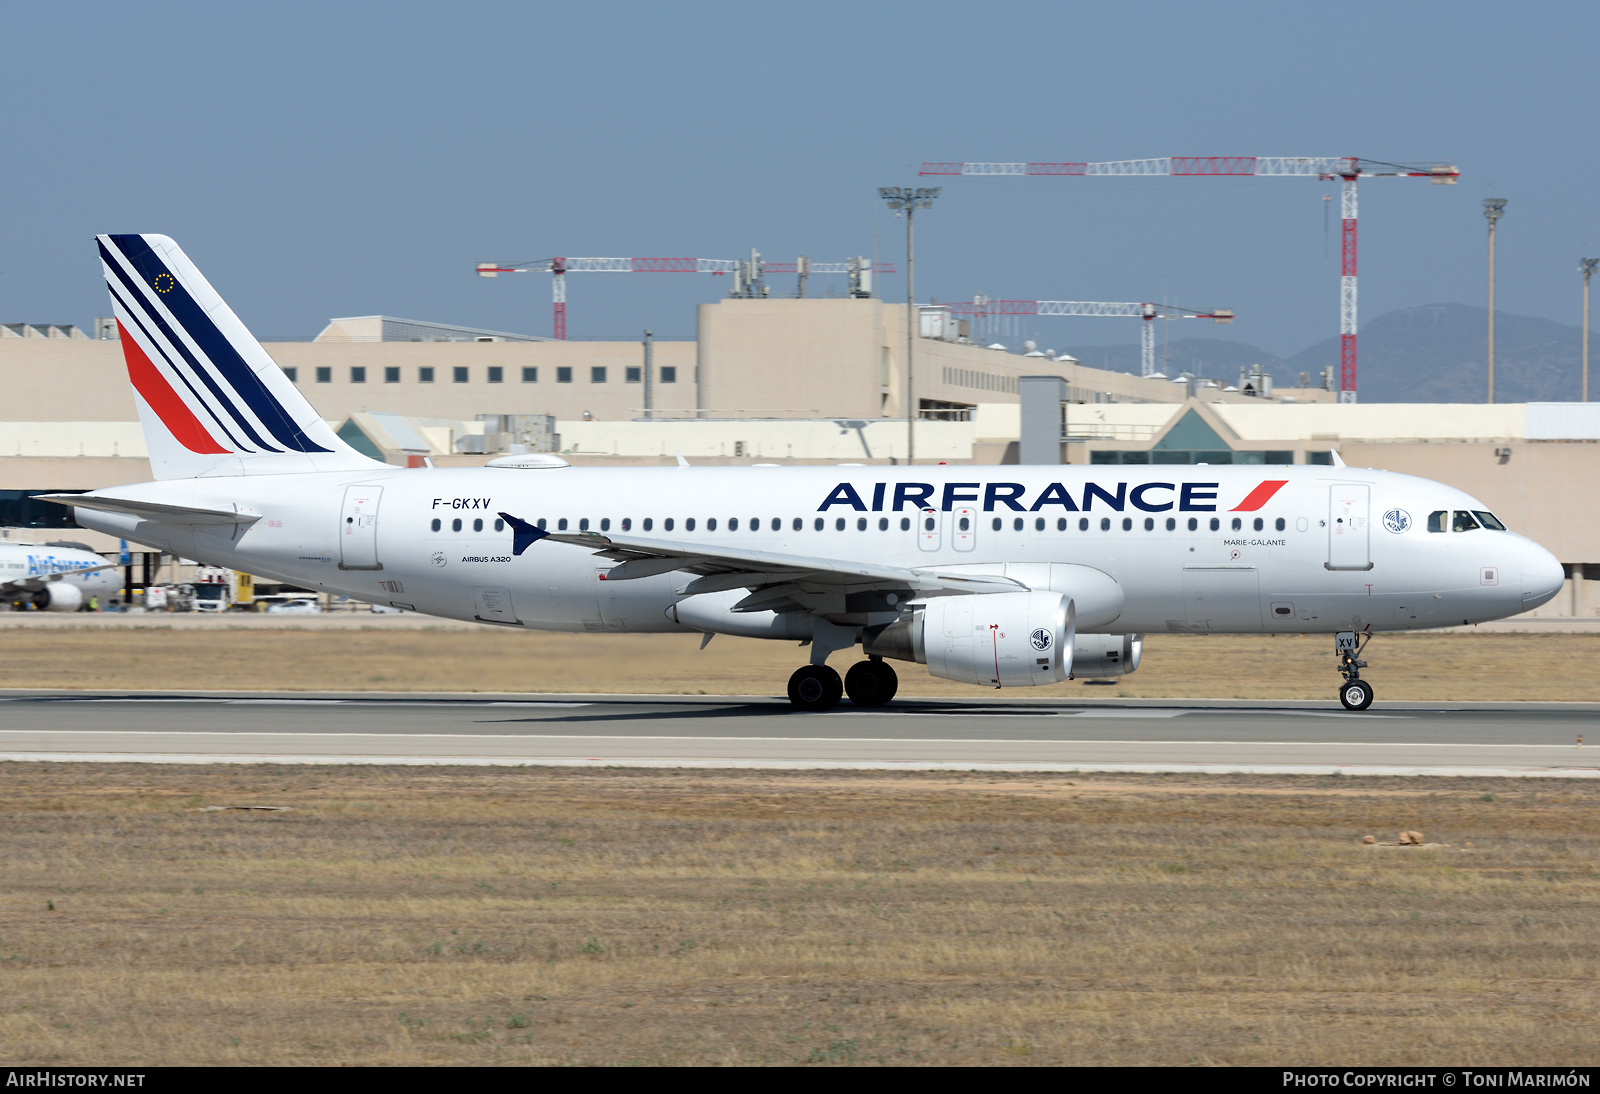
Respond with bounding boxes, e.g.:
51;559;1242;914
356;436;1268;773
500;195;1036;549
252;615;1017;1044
36;493;261;525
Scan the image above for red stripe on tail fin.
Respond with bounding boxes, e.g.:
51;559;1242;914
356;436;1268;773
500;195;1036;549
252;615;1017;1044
117;319;229;454
1231;480;1288;512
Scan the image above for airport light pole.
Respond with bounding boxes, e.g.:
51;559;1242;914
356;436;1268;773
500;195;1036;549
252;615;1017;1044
879;186;940;464
1484;198;1507;404
642;329;654;420
1582;259;1597;403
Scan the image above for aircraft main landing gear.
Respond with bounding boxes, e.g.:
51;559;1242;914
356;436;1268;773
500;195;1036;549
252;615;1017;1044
1336;630;1375;711
788;664;843;712
844;657;899;707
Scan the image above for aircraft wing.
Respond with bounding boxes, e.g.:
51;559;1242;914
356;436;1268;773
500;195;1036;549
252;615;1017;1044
536;528;1023;603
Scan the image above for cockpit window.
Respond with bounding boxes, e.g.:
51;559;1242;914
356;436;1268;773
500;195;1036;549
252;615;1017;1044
1427;510;1448;533
1452;510;1481;532
1473;510;1507;531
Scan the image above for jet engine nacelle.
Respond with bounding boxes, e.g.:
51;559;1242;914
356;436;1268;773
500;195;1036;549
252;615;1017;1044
1070;633;1143;678
865;591;1074;687
32;581;83;612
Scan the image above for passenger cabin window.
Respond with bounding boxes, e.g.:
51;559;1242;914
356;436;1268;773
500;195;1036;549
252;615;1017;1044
1474;510;1507;531
1452;510;1481;532
1428;511;1448;533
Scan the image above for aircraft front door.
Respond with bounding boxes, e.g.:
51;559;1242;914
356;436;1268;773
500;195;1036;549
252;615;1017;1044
1327;485;1373;571
338;485;383;571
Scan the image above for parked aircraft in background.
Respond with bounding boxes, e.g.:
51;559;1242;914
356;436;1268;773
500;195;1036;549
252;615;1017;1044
44;235;1566;709
0;541;118;611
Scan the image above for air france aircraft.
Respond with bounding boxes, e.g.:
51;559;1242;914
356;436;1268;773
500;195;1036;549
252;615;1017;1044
0;542;117;611
44;234;1566;710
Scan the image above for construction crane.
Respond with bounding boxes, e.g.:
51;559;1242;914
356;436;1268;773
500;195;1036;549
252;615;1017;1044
919;156;1459;402
477;256;739;340
943;298;1233;378
762;258;896;298
477;252;892;338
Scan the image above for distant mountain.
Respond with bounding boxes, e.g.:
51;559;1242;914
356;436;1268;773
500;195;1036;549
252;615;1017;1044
1060;303;1595;402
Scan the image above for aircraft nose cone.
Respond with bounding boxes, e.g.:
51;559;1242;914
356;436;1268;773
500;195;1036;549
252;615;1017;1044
1520;542;1565;610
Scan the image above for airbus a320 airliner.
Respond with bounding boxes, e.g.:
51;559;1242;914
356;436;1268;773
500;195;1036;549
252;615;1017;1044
45;235;1566;710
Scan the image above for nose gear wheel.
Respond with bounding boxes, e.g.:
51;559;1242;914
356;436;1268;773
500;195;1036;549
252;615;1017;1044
1339;679;1374;711
1334;631;1375;711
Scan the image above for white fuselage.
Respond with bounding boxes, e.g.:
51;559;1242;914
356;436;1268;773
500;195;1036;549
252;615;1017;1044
0;543;119;607
69;464;1565;638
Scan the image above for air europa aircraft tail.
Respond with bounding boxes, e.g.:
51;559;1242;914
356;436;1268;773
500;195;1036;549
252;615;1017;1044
97;233;383;479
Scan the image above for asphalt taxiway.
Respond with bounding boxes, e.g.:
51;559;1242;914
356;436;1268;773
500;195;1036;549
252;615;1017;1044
0;692;1594;776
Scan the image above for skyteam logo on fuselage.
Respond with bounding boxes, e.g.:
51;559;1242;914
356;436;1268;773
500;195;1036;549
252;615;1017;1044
816;479;1288;514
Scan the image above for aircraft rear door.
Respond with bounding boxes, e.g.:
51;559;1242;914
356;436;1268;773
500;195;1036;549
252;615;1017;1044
1327;485;1373;571
338;485;383;570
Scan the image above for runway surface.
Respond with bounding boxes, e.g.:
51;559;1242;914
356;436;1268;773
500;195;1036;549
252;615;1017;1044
0;691;1595;776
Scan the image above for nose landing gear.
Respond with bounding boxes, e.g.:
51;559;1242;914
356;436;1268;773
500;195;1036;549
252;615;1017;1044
1336;630;1374;711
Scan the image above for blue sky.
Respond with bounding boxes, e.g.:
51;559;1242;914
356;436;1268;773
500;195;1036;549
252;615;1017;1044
2;1;1595;357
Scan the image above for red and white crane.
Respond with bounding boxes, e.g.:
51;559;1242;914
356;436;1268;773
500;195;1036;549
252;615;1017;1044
477;253;894;339
944;298;1233;378
920;157;1459;402
477;257;740;340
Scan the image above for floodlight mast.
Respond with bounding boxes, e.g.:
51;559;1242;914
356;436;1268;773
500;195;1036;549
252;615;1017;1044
878;186;941;464
1483;199;1507;404
919;156;1459;403
1580;258;1597;403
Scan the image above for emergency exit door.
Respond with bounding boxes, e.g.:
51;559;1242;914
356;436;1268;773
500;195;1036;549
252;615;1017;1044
917;508;941;552
1326;484;1373;571
338;485;383;570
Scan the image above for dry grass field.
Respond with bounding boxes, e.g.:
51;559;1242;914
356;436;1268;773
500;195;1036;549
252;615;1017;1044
0;625;1596;701
0;764;1596;1066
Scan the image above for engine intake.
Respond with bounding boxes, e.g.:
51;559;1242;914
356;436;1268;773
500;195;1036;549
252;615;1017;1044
32;581;83;613
865;591;1074;687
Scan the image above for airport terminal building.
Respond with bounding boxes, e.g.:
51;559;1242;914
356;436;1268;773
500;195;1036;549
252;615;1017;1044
1;296;1595;617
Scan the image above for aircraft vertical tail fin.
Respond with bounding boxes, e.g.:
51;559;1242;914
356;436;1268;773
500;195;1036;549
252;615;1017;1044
97;233;384;479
